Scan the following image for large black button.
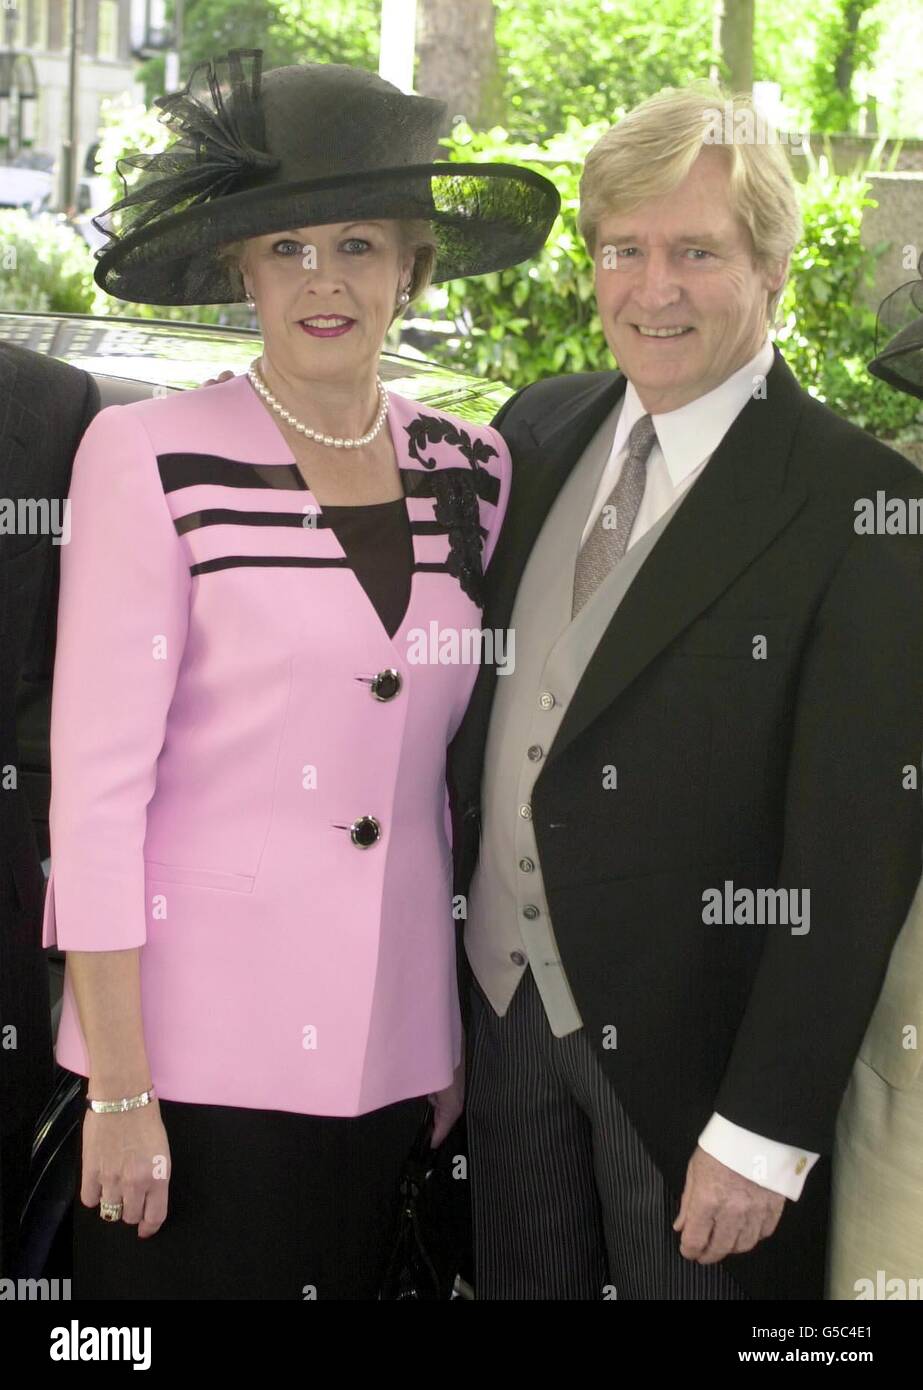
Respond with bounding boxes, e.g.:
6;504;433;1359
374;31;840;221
370;669;402;701
350;816;382;848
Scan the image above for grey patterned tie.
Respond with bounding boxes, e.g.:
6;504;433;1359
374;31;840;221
572;413;657;617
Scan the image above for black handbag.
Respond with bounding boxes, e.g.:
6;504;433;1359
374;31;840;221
15;1065;83;1278
378;1106;473;1300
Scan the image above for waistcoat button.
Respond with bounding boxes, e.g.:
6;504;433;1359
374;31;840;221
522;904;540;920
539;692;555;710
519;857;535;873
510;950;527;966
519;804;532;820
527;744;543;761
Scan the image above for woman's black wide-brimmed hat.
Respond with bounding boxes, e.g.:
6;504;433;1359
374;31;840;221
867;256;923;401
91;48;561;306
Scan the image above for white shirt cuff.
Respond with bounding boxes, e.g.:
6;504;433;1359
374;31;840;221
697;1112;820;1200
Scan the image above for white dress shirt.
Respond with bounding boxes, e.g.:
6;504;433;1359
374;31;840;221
583;337;769;547
580;337;819;1201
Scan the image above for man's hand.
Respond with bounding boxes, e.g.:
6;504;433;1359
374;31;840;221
673;1145;784;1263
200;370;237;388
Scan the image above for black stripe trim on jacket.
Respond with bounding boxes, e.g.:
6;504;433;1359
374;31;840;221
173;508;487;539
189;555;457;578
157;453;501;505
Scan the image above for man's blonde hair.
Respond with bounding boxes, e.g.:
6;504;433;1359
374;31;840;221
578;84;803;322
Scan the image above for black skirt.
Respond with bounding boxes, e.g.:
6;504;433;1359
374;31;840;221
70;1075;427;1300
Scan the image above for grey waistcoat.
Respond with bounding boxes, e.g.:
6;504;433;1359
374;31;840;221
464;397;688;1034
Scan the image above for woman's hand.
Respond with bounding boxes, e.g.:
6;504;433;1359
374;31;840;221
80;1100;172;1239
428;1043;465;1149
200;370;237;387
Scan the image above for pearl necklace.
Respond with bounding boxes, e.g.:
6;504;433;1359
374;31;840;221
247;364;388;450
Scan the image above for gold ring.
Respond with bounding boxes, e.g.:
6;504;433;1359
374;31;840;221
99;1199;124;1222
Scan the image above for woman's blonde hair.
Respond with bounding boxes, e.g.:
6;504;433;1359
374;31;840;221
216;218;438;321
578;83;803;323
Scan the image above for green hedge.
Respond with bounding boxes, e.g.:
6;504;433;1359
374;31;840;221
0;210;97;313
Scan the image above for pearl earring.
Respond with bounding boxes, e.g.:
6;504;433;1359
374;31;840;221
397;287;410;307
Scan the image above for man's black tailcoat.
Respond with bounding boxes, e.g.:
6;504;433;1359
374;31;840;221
448;348;923;1300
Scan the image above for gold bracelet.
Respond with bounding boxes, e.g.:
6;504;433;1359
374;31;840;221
86;1086;156;1114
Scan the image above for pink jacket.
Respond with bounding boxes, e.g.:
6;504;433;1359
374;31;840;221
42;373;511;1115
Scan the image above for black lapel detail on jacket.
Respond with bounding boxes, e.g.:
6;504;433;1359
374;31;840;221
404;413;500;471
429;468;486;605
402;468;499;505
402;411;504;606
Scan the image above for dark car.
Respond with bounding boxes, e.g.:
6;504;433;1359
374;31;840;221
6;310;508;1288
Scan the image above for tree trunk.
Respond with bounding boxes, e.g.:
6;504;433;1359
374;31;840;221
833;0;872;99
720;0;754;93
416;0;503;134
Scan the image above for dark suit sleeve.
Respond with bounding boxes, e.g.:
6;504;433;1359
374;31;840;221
78;371;102;433
490;383;530;434
713;527;923;1154
16;369;102;855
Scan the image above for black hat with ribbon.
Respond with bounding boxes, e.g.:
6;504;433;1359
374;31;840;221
867;255;923;401
91;48;561;306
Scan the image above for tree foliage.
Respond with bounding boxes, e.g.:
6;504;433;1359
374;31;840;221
493;0;715;143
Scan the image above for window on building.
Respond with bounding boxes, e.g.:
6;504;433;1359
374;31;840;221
62;0;86;51
4;0;25;46
32;0;51;52
97;0;118;60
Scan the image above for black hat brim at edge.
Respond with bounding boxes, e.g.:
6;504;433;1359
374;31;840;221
92;162;562;306
868;276;923;402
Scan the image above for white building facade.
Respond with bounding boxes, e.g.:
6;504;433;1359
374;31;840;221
1;0;148;176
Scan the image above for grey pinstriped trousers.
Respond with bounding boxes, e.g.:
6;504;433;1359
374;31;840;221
466;969;748;1300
